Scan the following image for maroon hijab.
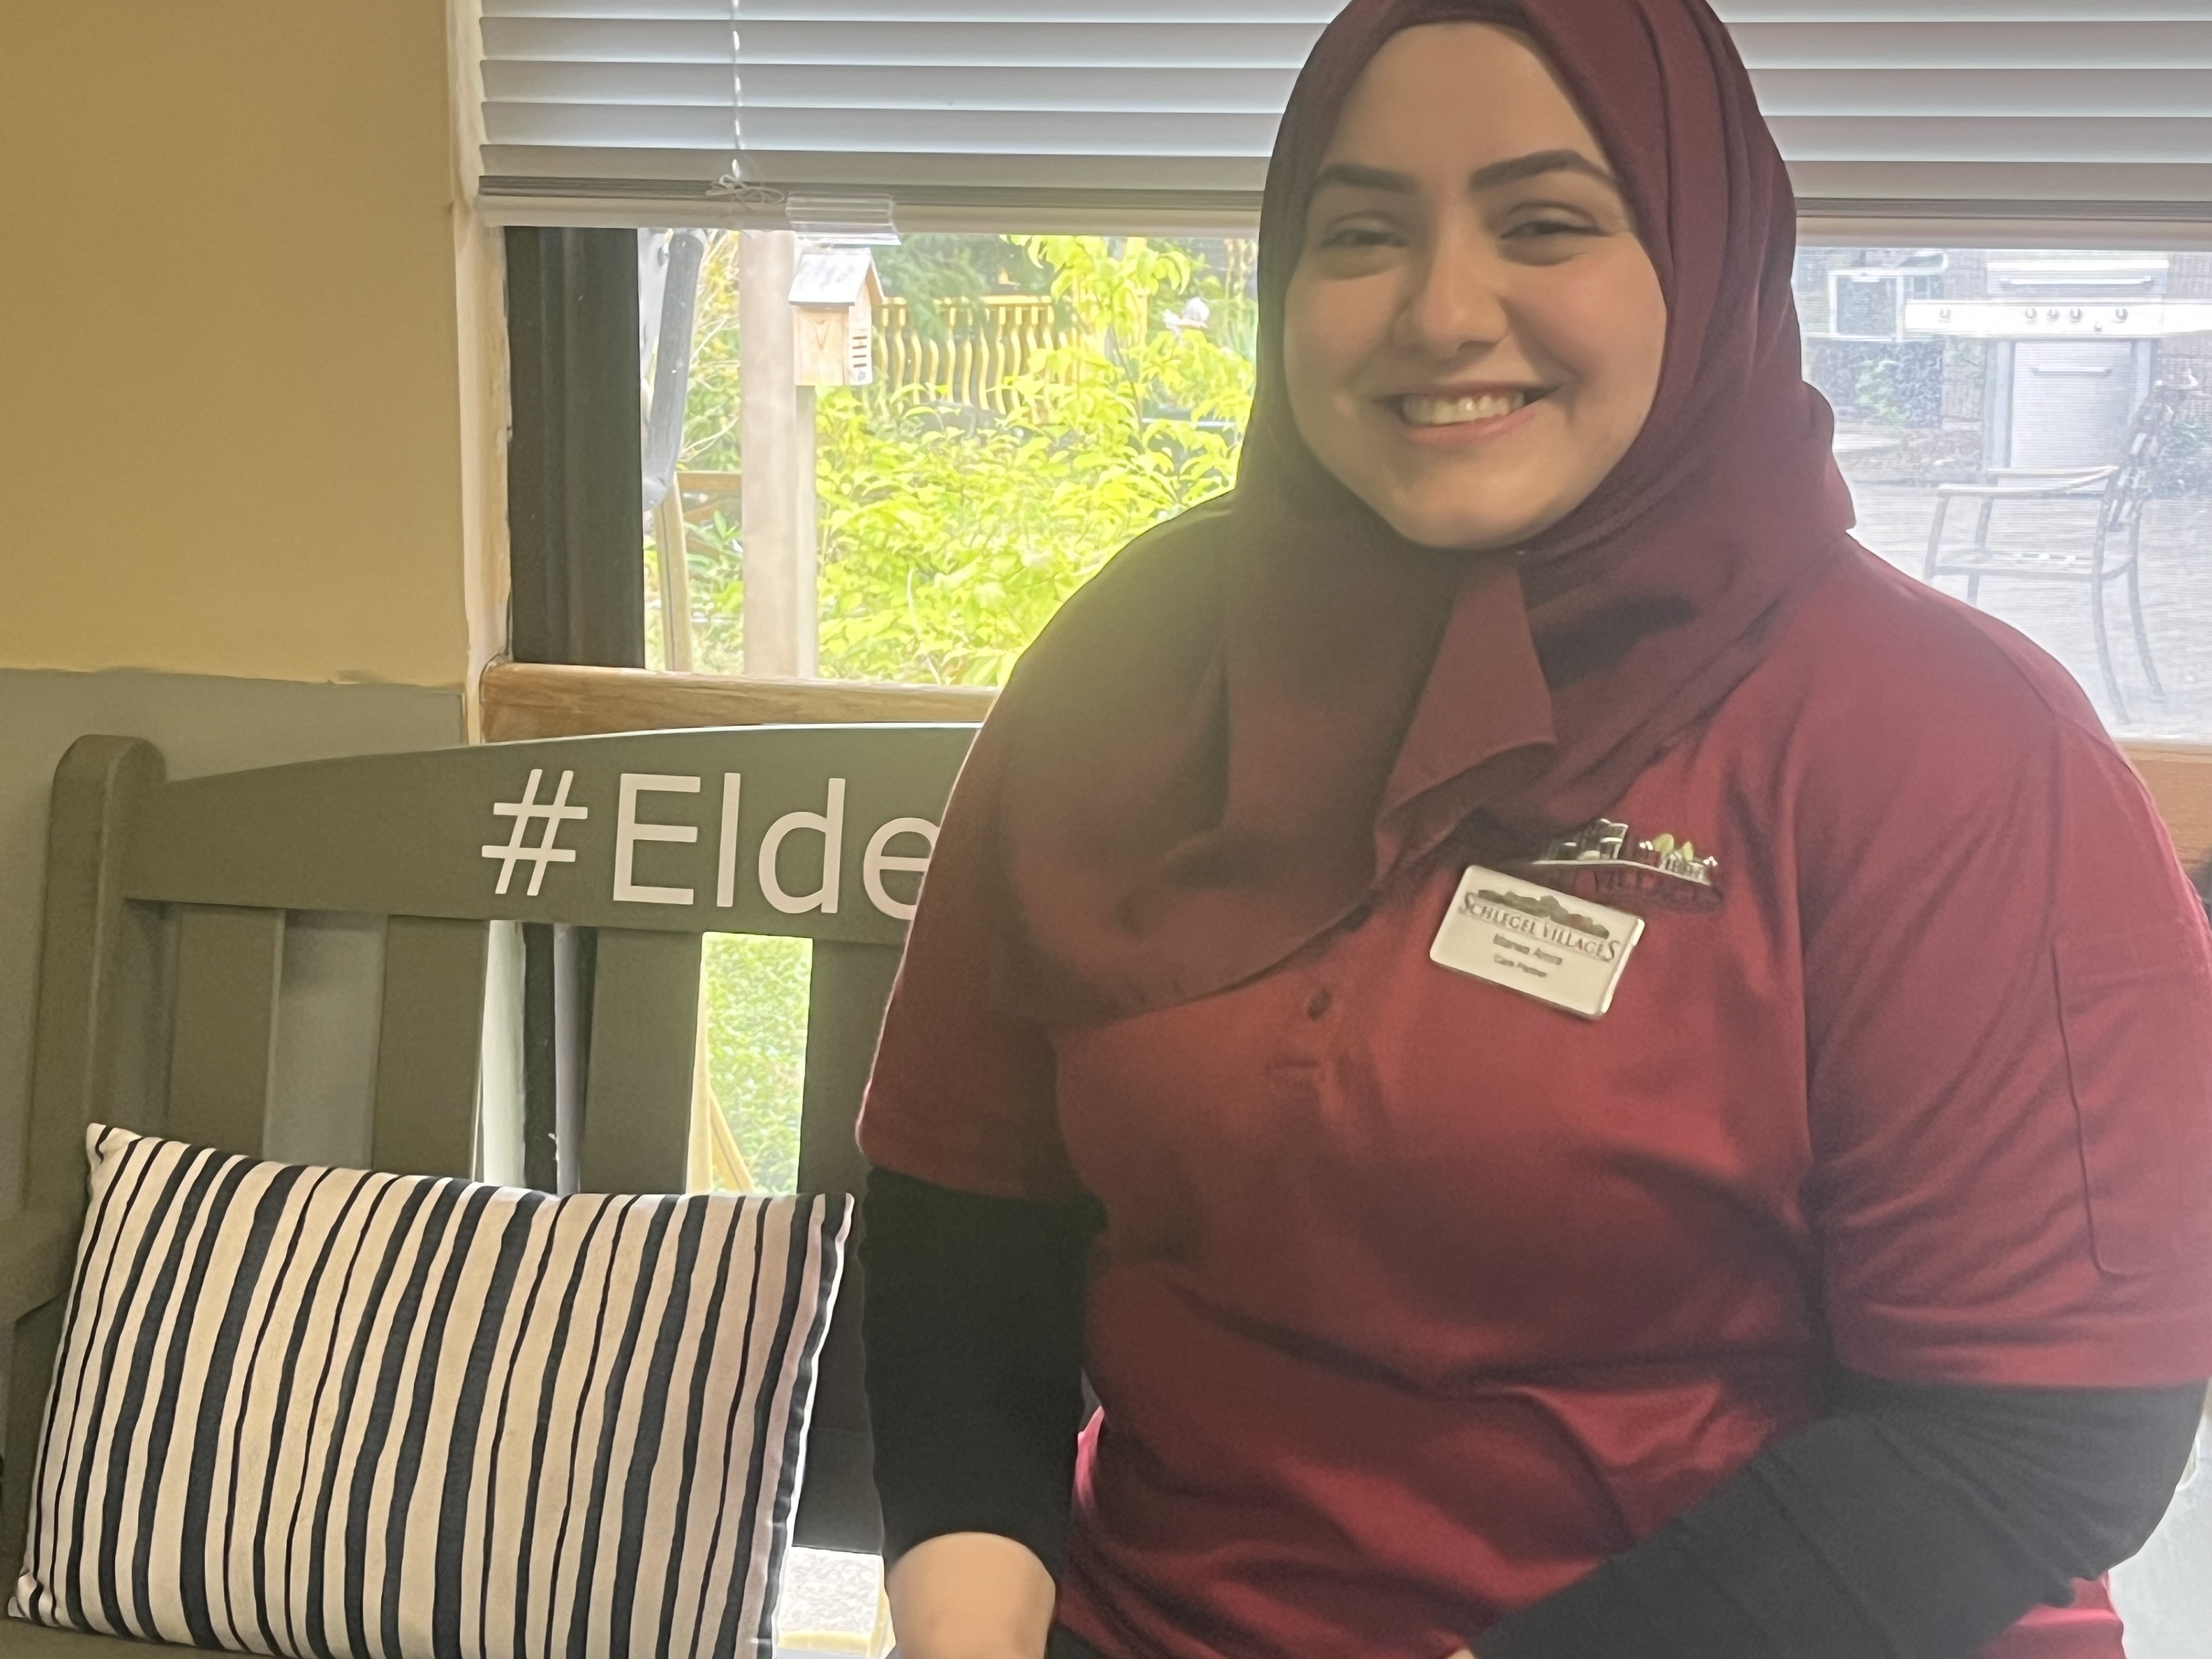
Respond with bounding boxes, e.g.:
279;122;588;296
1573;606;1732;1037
978;0;1854;1022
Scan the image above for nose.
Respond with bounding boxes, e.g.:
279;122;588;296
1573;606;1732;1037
1396;219;1509;363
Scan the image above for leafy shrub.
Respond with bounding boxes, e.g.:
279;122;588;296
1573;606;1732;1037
667;234;1256;685
815;236;1253;683
700;932;810;1192
2153;414;2212;498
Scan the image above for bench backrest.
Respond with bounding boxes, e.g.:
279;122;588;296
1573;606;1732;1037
2;723;978;1577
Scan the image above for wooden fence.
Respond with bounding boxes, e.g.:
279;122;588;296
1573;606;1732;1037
874;296;1085;417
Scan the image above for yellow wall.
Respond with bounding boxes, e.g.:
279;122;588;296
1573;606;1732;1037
0;0;477;690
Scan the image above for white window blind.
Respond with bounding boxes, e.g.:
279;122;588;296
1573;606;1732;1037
475;2;2212;236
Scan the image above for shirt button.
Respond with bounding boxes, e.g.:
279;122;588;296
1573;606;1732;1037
1306;988;1334;1020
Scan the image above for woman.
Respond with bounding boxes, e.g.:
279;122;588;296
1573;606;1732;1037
856;3;2212;1657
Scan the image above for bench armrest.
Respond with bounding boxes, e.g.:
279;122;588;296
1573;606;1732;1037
0;1208;77;1325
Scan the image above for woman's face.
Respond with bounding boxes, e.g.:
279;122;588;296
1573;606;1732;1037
1283;22;1668;551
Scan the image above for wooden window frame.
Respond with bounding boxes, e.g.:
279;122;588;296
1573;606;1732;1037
480;661;996;741
481;662;2212;872
2119;743;2212;870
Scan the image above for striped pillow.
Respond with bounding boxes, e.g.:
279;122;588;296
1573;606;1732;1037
11;1125;849;1659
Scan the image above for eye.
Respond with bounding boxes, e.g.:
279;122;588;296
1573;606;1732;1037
1317;221;1403;250
1504;215;1599;241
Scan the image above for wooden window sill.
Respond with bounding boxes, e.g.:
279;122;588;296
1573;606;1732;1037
479;661;998;742
481;662;2212;871
2116;742;2212;870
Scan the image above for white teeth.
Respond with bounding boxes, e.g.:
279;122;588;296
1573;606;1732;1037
1401;391;1526;426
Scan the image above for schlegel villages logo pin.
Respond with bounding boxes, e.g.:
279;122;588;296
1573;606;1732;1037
1521;817;1724;913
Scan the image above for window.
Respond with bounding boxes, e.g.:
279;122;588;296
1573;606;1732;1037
776;1543;894;1659
655;232;2212;1223
639;229;1255;685
1798;245;2212;740
640;230;2212;742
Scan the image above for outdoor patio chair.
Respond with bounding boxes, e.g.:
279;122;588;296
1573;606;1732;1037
1921;377;2196;719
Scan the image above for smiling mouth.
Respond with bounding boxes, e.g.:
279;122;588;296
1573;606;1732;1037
1393;389;1550;427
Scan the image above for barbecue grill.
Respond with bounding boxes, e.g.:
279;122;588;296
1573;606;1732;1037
1905;256;2212;472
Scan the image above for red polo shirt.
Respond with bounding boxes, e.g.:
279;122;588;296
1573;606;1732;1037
859;546;2212;1659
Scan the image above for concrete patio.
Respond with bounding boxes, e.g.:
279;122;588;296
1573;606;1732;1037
1848;481;2212;743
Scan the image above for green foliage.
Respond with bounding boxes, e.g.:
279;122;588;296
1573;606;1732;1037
662;233;1256;684
645;234;746;672
873;235;1054;341
1854;353;1911;429
684;236;744;472
673;507;744;673
699;932;811;1192
2153;413;2212;498
812;235;1256;684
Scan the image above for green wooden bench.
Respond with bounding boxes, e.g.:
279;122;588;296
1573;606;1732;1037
0;724;978;1657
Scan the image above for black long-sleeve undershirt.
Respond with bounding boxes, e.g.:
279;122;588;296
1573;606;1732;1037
863;1167;1102;1576
861;1167;2207;1659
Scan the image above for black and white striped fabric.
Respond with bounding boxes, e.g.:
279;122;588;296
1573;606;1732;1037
11;1125;849;1659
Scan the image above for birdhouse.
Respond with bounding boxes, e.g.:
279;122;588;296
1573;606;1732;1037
789;246;883;388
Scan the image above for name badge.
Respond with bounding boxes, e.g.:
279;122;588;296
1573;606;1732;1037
1430;865;1645;1020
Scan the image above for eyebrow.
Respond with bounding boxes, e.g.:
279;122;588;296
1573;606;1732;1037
1309;148;1618;200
